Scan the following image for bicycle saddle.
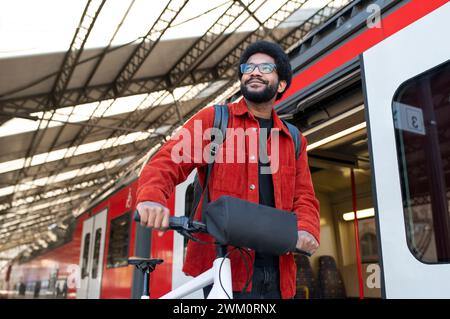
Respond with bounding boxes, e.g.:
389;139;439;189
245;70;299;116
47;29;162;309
128;256;163;272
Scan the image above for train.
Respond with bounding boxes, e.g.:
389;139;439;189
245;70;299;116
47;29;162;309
1;0;449;299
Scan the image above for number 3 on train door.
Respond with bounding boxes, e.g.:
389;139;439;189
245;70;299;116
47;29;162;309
362;3;450;298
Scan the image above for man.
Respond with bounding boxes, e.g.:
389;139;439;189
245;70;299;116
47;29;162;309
136;40;320;299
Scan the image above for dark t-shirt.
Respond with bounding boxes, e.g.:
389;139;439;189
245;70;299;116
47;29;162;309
255;116;279;268
256;117;275;208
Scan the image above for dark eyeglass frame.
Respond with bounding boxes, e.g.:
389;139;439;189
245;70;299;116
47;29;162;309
240;63;277;74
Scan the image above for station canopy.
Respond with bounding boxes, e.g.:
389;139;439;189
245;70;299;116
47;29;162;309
0;0;351;266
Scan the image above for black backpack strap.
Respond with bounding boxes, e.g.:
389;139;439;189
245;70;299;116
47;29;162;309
202;104;228;200
205;104;228;181
281;119;301;160
213;104;228;145
190;104;228;221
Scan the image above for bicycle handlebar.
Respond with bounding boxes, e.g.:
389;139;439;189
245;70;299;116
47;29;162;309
133;210;311;257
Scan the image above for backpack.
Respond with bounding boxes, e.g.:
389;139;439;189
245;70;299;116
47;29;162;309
188;104;302;219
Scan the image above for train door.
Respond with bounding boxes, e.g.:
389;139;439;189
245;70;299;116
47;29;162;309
303;99;379;299
77;208;107;299
362;3;450;298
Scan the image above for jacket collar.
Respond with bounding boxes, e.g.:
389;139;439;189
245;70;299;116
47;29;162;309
232;98;291;136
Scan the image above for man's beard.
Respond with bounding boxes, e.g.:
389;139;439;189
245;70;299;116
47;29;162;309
241;79;278;103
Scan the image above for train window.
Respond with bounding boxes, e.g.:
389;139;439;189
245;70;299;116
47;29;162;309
81;233;90;278
91;228;102;278
360;232;378;263
392;59;450;263
106;212;131;268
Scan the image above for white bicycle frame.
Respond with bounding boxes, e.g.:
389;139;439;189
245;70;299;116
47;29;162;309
139;256;232;299
160;256;232;299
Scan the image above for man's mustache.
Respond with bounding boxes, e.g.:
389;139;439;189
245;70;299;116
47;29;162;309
245;78;268;85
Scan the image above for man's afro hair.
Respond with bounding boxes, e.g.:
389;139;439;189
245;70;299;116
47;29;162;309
238;40;292;100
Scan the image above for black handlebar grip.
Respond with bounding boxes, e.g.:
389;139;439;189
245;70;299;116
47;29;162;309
133;210;183;229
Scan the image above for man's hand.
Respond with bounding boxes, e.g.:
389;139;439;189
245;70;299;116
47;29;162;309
136;201;170;236
296;230;319;255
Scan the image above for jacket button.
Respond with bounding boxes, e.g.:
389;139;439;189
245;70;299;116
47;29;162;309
249;184;255;190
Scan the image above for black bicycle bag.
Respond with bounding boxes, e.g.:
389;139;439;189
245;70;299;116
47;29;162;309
203;195;298;255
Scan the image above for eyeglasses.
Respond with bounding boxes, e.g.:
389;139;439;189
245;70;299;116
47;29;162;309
240;63;277;74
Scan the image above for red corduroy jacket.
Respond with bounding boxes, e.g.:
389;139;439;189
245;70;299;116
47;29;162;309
137;98;320;299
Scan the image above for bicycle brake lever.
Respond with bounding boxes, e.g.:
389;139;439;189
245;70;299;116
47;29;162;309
295;248;312;257
178;230;198;242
